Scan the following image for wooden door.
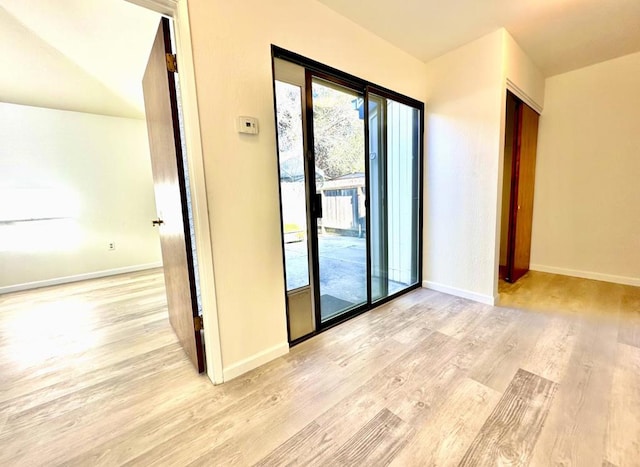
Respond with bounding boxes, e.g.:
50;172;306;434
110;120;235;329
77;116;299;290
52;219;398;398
142;18;205;373
508;102;540;282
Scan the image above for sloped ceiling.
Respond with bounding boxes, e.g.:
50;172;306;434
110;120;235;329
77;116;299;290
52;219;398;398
0;0;160;118
318;0;640;77
4;0;639;119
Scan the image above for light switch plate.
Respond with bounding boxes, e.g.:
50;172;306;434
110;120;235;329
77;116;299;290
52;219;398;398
237;116;259;134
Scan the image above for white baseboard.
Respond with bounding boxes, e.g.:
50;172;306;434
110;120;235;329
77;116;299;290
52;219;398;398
223;342;290;382
422;280;497;305
530;264;640;287
0;262;163;295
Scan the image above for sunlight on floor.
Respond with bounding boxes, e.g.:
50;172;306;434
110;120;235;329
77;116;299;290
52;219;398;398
4;298;98;368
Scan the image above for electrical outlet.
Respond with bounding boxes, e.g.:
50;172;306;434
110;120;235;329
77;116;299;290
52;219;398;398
108;242;116;251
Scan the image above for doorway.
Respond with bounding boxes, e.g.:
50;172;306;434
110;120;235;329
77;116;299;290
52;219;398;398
499;90;540;283
273;49;423;342
0;0;219;379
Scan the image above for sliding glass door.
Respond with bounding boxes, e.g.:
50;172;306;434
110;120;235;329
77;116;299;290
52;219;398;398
368;93;421;302
310;77;367;322
273;49;423;341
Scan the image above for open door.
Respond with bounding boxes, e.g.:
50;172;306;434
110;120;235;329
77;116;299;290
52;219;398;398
502;92;540;283
509;103;539;282
142;18;205;372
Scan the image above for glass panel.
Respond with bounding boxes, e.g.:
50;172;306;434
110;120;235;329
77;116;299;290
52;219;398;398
369;93;420;301
312;78;367;321
369;95;387;301
275;80;310;292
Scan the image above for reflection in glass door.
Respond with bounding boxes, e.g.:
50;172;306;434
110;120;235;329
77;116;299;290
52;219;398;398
310;77;367;322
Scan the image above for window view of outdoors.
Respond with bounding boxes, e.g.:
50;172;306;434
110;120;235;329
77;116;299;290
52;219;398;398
276;75;420;324
312;78;367;321
276;78;368;321
275;80;310;292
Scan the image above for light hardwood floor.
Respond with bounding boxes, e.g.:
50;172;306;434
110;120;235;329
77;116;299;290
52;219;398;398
0;269;639;466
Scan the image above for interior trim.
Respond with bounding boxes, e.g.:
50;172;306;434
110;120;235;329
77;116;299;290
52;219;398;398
506;78;543;114
0;262;163;295
222;342;290;382
123;0;224;384
172;0;225;385
124;0;177;16
530;264;640;287
422;280;497;306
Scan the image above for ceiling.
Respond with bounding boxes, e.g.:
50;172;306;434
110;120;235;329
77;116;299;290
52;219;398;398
2;0;639;118
0;0;160;118
318;0;640;76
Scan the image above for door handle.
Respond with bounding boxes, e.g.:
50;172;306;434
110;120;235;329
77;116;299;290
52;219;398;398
152;218;164;226
314;193;323;218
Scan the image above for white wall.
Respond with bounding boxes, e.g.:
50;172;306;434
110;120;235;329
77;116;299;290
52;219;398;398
0;6;143;119
0;102;161;292
422;30;505;304
186;0;429;378
494;29;545;292
502;30;545;112
531;52;640;286
422;28;544;303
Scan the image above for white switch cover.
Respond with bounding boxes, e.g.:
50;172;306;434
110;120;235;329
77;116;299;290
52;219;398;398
237;116;259;134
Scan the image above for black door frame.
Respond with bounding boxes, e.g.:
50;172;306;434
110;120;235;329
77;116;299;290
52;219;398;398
272;46;425;342
305;70;372;330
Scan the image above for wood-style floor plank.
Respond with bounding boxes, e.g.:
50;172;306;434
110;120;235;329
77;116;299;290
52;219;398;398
436;297;490;339
459;368;558;466
529;315;619;467
120;328;419;465
469;308;546;392
184;331;456;466
446;302;512;373
253;422;332;467
618;287;640;348
390;377;501;466
520;315;579;383
307;331;458;454
1;269;639;466
604;343;640;466
329;408;414;466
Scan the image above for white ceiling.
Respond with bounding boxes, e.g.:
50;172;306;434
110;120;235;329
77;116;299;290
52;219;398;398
2;0;639;118
0;0;160;118
318;0;640;76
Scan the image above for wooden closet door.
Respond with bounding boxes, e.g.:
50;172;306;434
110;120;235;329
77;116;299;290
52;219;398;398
510;103;540;282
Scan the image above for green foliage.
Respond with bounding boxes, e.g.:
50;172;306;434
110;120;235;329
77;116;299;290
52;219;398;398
275;81;303;155
275;79;364;181
312;82;365;179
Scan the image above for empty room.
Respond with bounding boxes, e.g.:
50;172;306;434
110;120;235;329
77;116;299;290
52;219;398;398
1;0;639;465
